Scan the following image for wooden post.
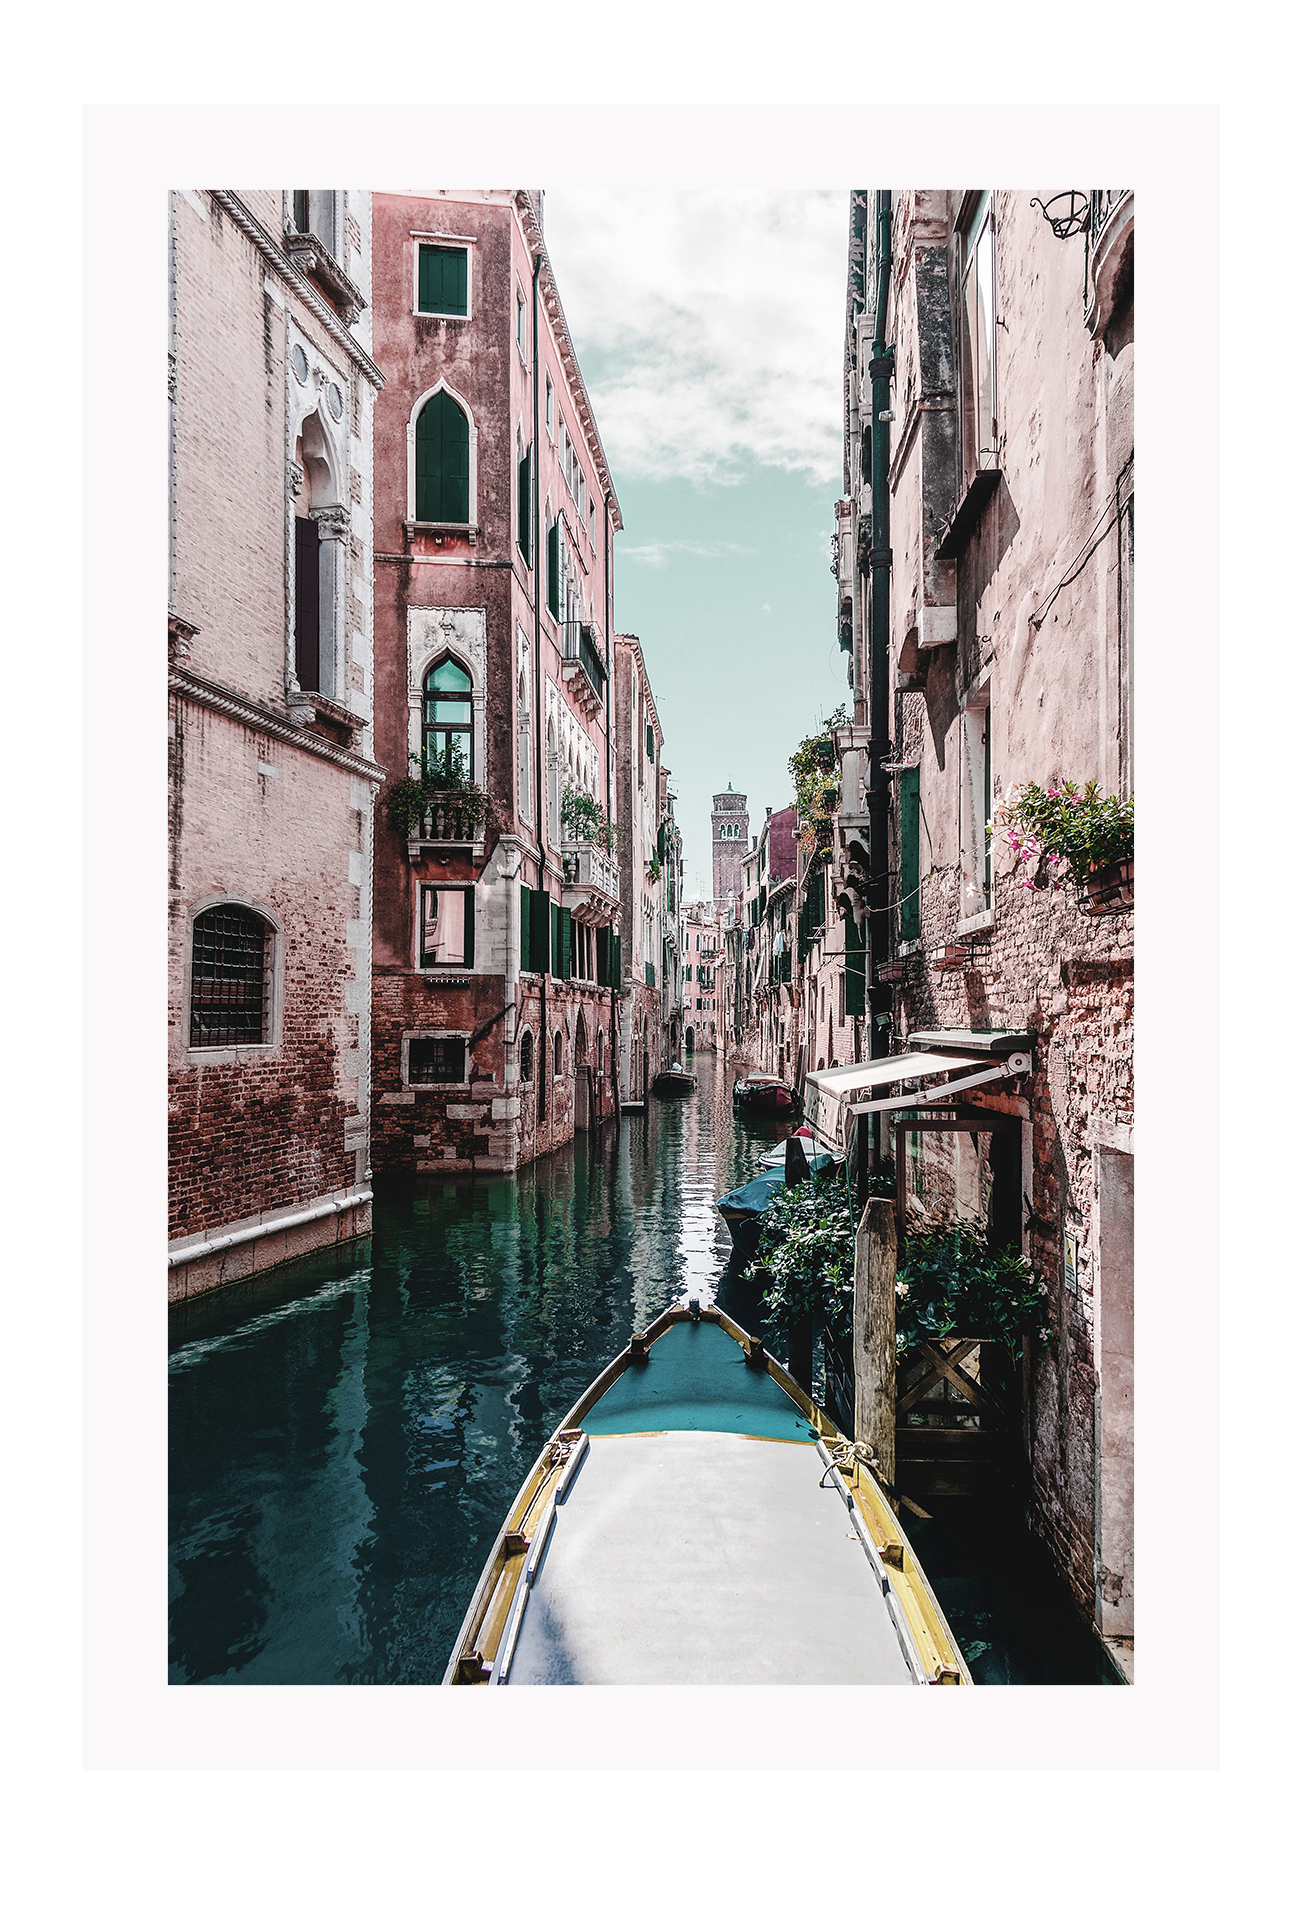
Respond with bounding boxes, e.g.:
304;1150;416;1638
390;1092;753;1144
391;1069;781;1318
853;1196;897;1483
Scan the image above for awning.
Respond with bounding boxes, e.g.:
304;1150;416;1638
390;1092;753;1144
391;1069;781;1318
802;1042;1033;1150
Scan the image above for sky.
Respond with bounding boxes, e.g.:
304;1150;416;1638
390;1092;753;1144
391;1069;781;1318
542;190;851;899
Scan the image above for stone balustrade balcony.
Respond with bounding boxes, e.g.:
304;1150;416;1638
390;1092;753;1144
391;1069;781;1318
559;837;620;925
406;795;487;864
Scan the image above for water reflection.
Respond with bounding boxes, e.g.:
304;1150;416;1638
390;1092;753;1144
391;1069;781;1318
169;1053;789;1684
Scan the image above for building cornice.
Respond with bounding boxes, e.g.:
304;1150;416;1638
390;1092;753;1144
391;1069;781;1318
170;665;386;781
514;190;623;532
208;191;385;391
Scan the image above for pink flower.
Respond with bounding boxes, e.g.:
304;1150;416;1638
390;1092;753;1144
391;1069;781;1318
1022;879;1035;890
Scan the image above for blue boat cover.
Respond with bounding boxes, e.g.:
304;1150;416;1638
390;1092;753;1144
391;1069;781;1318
716;1166;786;1220
580;1319;817;1443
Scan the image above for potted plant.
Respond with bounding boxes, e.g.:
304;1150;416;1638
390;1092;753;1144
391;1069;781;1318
789;707;849;866
989;778;1133;911
385;747;489;840
560;785;622;854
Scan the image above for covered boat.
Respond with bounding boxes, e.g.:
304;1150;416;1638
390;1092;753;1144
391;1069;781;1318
652;1066;697;1098
444;1303;969;1685
716;1165;788;1257
733;1072;799;1116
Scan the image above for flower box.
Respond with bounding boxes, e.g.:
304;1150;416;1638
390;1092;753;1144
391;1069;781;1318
1081;857;1134;914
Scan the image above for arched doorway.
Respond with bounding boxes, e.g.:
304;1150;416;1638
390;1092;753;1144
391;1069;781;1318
641;1015;650;1102
685;1025;695;1054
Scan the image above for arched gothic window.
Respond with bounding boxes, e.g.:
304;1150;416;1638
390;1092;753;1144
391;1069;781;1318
416;390;470;524
423;656;473;777
519;1027;533;1083
554;1029;564;1078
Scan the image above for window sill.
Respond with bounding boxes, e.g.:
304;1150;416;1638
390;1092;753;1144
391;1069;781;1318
936;467;1002;560
404;521;478;548
286;230;368;323
419;971;473;984
954;907;995;938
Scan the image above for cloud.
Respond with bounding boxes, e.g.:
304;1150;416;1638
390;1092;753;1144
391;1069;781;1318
542;191;847;487
620;537;758;567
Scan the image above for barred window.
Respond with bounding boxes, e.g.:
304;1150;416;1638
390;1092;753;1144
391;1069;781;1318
519;1027;534;1083
189;905;269;1048
408;1038;466;1085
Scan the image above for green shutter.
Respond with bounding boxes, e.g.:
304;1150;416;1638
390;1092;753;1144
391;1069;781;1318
550;899;559;975
530;887;551;974
418;244;468;316
559;907;573;980
463;886;475;969
596;926;610;986
646;724;654;761
518;448;532;563
845;913;866;1016
899;767;920;941
415;391;469;523
611;934;621;989
520;882;532;971
546;523;560;618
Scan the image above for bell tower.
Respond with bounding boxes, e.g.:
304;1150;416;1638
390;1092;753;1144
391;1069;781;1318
712;785;748;909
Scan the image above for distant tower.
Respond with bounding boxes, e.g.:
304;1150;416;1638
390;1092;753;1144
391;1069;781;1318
712;785;749;907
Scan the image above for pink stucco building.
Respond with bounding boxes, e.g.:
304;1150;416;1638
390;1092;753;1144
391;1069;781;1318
366;191;624;1169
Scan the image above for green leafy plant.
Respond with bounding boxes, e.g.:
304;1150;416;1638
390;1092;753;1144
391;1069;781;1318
647;851;663;884
989;779;1133;891
385;747;489;837
743;1176;855;1334
745;1182;1054;1363
561;785;622;853
895;1218;1054;1359
789;706;848;865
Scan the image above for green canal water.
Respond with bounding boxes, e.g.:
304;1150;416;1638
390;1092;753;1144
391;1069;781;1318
168;1051;1114;1685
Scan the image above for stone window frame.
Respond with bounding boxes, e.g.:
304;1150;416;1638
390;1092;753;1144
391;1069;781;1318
414;880;476;972
515;279;528;359
400;1029;470;1090
285;323;353;714
406;378;479;532
181;892;284;1066
410;231;476;321
957;671;994;924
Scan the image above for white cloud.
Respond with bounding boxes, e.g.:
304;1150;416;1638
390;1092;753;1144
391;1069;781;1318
620;537;758;568
541;191;847;486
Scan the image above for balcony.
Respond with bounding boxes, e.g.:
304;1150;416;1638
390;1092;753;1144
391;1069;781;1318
561;621;607;720
559;837;620;926
1085;189;1133;340
406;794;486;863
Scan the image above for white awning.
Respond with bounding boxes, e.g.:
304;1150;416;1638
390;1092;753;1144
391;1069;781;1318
803;1048;1032;1150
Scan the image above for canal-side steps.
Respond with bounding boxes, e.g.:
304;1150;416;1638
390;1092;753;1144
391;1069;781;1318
444;1303;970;1686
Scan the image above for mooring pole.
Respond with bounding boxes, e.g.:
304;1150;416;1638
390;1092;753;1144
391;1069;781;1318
853;1195;897;1483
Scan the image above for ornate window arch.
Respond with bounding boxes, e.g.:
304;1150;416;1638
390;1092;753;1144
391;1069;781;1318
422;653;474;778
519;1026;534;1084
406;379;478;528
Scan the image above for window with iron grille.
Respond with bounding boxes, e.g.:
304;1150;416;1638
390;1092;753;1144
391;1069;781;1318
408;1037;466;1085
189;905;269;1048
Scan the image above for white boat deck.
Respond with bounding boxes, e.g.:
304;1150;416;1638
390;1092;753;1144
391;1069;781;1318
503;1430;917;1685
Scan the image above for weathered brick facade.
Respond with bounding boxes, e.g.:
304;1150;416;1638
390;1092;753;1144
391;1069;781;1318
820;189;1135;1664
168;189;383;1301
369;191;624;1167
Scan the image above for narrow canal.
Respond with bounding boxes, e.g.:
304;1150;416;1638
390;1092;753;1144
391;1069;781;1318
169;1051;1115;1685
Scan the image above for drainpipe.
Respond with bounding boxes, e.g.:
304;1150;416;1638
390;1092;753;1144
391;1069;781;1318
866;189;894;1168
605;490;618;1122
532;243;547;1124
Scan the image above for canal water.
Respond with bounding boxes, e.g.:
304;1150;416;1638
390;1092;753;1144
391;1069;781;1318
169;1051;1114;1686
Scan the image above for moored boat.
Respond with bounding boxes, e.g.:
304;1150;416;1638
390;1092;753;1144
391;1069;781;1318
716;1165;788;1257
652;1066;697;1098
443;1303;969;1685
733;1072;799;1116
